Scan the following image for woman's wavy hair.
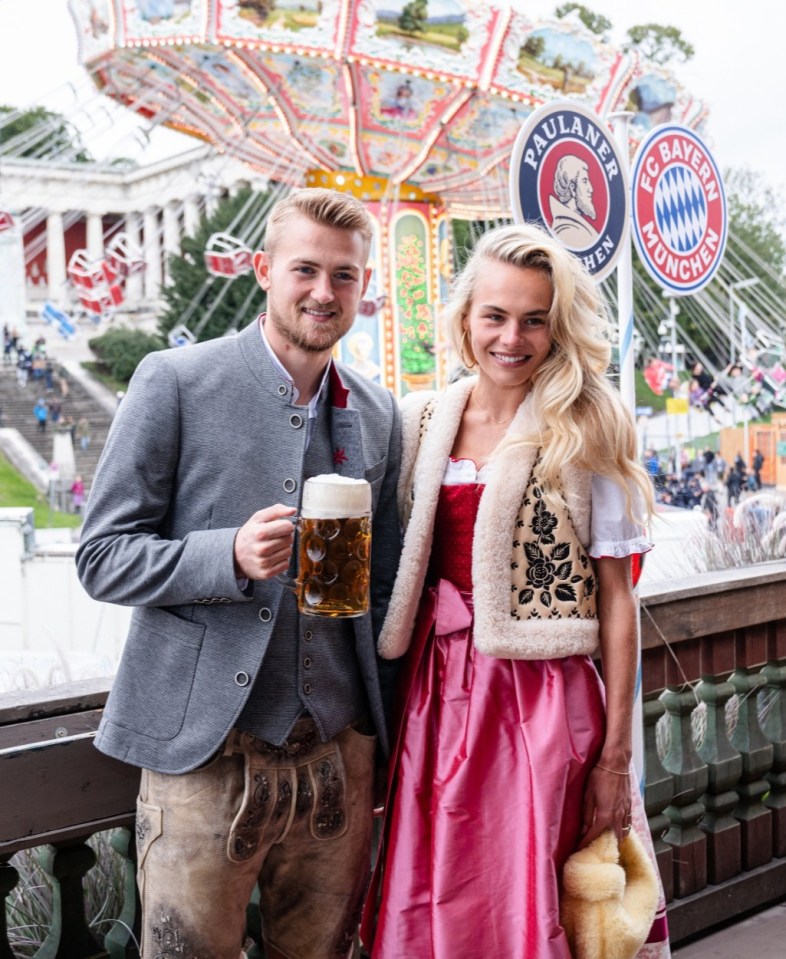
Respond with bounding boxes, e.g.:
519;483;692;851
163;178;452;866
445;223;653;520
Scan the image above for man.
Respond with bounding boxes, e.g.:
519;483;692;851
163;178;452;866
700;481;719;532
548;154;601;249
76;189;402;959
753;448;765;489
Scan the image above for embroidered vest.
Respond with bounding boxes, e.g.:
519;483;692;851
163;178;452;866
381;386;599;662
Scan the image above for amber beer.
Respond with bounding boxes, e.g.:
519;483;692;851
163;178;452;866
297;475;372;618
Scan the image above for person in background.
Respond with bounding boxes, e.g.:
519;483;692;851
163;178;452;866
33;398;48;432
70;474;85;514
753;448;765;489
76;416;91;451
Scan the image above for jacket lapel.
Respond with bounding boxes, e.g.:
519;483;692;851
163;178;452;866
377;377;474;659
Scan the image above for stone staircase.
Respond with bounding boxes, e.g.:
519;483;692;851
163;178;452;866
0;360;115;496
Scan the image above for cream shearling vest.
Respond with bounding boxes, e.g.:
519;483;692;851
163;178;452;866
378;376;599;661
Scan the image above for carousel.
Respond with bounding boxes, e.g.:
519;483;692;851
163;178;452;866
65;0;707;394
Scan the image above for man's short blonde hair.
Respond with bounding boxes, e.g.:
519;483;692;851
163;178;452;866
264;188;373;256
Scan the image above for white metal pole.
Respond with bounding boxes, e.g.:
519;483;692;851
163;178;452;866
609;112;636;415
608;110;645;791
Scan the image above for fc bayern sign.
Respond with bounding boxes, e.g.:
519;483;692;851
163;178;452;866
631;125;727;295
509;101;629;282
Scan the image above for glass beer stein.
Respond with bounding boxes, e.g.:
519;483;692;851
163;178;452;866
297;474;372;619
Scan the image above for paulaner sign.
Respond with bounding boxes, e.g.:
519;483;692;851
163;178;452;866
631;125;727;294
509;101;629;282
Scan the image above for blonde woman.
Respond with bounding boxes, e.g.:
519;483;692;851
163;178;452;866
362;224;669;958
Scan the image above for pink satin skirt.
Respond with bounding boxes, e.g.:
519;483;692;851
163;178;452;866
367;580;608;959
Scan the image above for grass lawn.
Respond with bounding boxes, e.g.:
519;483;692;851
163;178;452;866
0;453;81;529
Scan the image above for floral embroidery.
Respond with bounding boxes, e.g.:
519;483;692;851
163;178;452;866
531;499;558;541
510;459;597;622
151;911;197;958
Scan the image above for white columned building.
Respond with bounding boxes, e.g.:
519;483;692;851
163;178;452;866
162;201;181;286
184;194;201;238
143;206;162;302
124;211;144;307
45;211;67;304
0;146;268;319
86;212;105;260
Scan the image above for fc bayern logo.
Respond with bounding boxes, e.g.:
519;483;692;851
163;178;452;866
509;101;629;282
631;125;727;294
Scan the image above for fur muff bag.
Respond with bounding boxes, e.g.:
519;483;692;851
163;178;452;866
561;829;659;959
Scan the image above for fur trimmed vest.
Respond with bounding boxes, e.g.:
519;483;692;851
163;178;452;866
378;376;600;661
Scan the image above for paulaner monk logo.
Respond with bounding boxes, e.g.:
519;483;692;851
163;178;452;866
509;101;629;282
631;125;727;294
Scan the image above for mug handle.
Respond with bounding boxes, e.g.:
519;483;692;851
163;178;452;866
275;514;301;593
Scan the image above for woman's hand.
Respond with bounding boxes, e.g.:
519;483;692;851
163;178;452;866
577;763;632;848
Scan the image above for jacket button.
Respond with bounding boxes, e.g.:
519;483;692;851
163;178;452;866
277;384;287;396
289;413;304;429
304;630;313;641
258;607;272;622
303;657;312;668
283;478;297;493
303;683;312;695
234;671;250;687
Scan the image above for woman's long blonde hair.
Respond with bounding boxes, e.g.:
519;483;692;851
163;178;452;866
445;223;654;520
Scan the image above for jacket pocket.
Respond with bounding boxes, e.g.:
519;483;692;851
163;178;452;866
107;606;206;740
364;457;387;485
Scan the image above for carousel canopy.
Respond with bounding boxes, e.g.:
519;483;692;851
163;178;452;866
68;0;706;214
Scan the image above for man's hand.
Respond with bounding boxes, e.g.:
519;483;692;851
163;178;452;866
234;505;297;581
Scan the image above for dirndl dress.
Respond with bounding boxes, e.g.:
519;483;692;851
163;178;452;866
365;474;670;959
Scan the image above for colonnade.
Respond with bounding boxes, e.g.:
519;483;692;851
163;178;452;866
42;193;208;308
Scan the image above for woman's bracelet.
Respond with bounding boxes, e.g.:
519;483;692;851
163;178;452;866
595;763;630;776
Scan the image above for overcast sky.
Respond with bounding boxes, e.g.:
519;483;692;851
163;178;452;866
0;0;783;197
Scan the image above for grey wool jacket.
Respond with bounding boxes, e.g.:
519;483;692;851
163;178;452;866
76;319;402;774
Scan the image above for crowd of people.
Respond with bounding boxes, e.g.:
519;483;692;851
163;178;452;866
3;322;91;514
643;444;766;531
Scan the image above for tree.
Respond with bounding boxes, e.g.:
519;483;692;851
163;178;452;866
158;187;267;344
399;0;427;34
88;327;166;384
624;24;695;65
724;167;786;301
0;105;91;162
625;168;786;371
523;35;546;59
555;3;611;38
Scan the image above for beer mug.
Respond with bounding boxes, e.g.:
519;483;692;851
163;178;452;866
297;474;372;619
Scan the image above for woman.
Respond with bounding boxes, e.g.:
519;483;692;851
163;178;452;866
363;225;669;958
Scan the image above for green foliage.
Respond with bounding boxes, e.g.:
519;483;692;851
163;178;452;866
523;35;546;58
725;167;786;297
88;327;166;385
555;3;611;38
399;0;428;34
624;24;695;65
0;454;80;529
158;187;267;344
8;831;124;956
396;231;434;376
450;218;500;272
0;105;91;162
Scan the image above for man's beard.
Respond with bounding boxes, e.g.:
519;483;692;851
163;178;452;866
577;192;596;220
269;304;348;354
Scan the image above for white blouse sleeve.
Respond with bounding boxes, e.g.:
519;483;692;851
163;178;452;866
589;474;652;559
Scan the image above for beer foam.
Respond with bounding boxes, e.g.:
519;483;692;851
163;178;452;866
301;473;372;518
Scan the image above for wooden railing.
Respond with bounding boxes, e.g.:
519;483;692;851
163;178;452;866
2;561;786;955
640;560;786;941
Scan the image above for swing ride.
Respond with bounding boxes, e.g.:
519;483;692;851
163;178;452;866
65;0;709;394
